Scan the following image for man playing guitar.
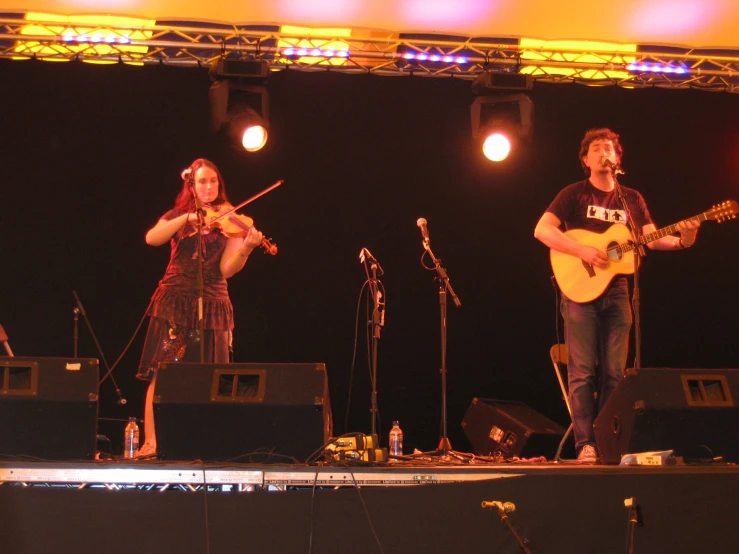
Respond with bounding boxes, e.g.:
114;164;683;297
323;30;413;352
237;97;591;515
533;128;700;463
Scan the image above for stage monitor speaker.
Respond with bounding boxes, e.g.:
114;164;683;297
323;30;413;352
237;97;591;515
154;362;332;462
462;398;566;459
594;368;739;464
0;357;99;460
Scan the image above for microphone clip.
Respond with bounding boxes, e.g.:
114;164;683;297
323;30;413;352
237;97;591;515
359;248;384;275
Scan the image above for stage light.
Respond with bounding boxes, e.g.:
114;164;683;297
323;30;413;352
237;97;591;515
18;12;150;64
233;109;269;152
209;59;271;152
400;50;468;65
282;47;348;60
470;73;534;162
482;133;512;162
471;94;534;162
278;25;351;67
626;62;687;74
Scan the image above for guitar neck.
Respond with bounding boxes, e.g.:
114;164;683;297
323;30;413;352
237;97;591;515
619;212;710;252
641;212;710;244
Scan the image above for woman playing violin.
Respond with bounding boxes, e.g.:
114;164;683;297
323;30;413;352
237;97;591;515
136;158;263;457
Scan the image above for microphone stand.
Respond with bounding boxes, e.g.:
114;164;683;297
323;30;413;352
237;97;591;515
612;168;643;369
74;290;127;405
367;258;384;436
498;514;531;554
73;307;80;358
189;183;206;363
422;239;461;454
483;502;531;554
624;497;644;554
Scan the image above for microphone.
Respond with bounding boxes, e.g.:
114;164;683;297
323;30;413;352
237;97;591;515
481;500;516;513
117;392;127;405
416;218;430;245
601;157;625;175
359;248;384;275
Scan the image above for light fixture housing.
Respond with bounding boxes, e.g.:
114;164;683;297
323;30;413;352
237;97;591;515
470;72;534;162
208;59;271;152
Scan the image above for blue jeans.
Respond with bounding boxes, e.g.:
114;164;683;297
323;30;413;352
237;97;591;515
561;282;632;451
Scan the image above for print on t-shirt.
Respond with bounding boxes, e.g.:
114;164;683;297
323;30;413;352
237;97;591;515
588;205;626;223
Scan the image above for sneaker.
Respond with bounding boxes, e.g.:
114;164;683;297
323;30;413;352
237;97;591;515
577;444;597;463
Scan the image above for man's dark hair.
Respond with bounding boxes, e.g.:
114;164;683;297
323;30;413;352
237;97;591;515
579;128;623;175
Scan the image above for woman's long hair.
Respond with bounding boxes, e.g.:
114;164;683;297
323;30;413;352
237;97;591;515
172;158;229;212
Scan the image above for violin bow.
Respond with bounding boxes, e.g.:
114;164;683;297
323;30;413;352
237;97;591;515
208;179;284;225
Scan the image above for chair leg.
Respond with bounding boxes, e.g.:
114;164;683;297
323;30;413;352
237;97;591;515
554;422;574;462
0;324;13;357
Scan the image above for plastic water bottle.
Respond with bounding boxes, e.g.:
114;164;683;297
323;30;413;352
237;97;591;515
389;421;403;457
124;417;140;459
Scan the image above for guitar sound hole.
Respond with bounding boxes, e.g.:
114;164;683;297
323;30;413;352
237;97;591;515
606;241;622;262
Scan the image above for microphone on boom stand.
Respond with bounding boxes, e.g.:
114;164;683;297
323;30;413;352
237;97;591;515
358;247;386;437
416;217;461;456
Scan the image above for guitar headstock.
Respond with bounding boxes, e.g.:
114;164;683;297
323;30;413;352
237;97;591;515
707;200;739;223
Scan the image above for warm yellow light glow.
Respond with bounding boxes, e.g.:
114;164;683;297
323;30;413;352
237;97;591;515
482;133;511;162
15;13;154;64
241;125;268;152
281;25;353;37
519;38;636;81
278;25;351;67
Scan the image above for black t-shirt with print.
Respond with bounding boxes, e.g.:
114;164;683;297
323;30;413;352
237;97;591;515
546;179;653;233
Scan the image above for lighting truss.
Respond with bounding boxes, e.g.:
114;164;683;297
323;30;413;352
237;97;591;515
2;17;739;92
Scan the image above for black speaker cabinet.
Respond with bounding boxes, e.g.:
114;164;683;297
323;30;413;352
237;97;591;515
594;368;739;464
154;362;332;462
462;398;566;459
0;357;99;460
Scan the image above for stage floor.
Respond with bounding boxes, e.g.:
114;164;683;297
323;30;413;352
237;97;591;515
2;457;739;553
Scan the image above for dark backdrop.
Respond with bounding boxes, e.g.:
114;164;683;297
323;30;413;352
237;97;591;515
2;58;738;454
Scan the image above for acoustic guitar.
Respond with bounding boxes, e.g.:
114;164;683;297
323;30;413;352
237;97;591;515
551;200;738;303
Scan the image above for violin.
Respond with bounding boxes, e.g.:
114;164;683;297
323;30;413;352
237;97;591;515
201;203;278;255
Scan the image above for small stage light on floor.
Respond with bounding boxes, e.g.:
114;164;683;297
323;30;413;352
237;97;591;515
209;58;271;152
471;72;534;162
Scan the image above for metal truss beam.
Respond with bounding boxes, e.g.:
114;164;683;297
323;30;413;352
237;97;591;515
0;463;518;490
2;18;739;92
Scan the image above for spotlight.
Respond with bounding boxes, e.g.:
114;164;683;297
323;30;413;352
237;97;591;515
208;59;271;152
482;133;511;162
471;73;534;162
471;94;533;162
230;106;269;152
